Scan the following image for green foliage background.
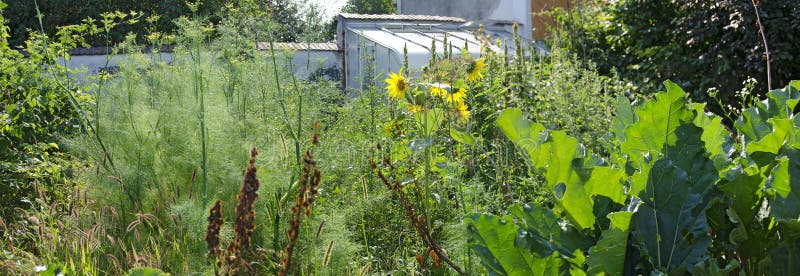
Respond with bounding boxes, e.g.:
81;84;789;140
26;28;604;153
3;0;326;47
0;0;93;222
554;0;800;111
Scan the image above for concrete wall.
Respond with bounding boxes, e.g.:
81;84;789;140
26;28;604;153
59;53;174;82
398;0;579;39
399;0;501;20
397;0;533;39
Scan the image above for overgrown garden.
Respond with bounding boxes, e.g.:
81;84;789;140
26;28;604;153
1;0;799;275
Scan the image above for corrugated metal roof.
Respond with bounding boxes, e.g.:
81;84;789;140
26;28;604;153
62;43;337;56
66;45;174;56
340;13;466;23
68;46;113;56
257;42;339;51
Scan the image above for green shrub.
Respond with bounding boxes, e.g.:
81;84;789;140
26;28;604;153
0;0;93;224
552;0;800;113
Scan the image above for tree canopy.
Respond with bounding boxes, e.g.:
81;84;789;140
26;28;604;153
342;0;396;14
554;0;800;110
4;0;323;47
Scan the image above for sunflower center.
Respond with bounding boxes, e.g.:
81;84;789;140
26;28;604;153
397;79;407;91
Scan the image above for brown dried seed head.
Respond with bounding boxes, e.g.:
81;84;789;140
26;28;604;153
429;249;440;268
205;199;224;258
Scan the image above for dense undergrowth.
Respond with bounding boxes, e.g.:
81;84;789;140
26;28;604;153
2;0;799;275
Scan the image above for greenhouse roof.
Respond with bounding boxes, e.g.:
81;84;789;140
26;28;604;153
256;42;339;51
339;13;466;23
338;14;531;71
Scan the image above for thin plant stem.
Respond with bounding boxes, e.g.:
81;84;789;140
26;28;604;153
287;59;304;166
187;16;209;208
264;17;301;165
751;0;772;90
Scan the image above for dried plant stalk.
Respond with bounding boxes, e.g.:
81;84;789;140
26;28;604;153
205;199;224;268
279;132;322;276
226;148;260;271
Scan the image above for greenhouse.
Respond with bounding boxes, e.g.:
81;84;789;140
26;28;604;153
336;13;536;93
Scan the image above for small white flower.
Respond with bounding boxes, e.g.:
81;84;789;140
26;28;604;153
34;265;47;272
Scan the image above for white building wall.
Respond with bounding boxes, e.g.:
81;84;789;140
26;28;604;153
397;0;533;39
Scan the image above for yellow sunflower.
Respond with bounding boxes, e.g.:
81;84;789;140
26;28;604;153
385;72;408;100
429;85;448;99
383;121;397;137
408;104;423;113
446;87;467;104
465;58;486;83
454;102;470;120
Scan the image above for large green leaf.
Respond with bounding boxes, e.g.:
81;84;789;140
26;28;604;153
735;107;773;145
715;165;773;269
543;131;598;229
465;213;558;276
497;109;549;168
735;83;800;146
465;205;591;276
766;149;800;224
611;96;636;142
620;82;718;197
690;103;732;170
620;82;719;198
635;159;712;272
718;166;764;230
746;118;796;156
510;204;592;258
761;83;800;120
620;81;695;169
499;109;631;229
497;109;602;229
465;214;533;275
584;167;627;204
587;211;634;276
662;122;718;195
497;109;532;143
